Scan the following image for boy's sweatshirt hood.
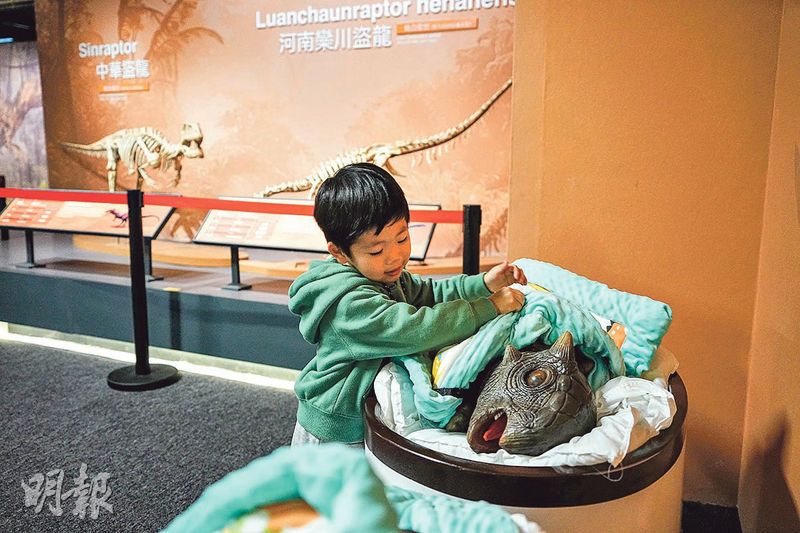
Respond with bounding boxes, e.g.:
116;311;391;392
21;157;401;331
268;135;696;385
288;258;377;344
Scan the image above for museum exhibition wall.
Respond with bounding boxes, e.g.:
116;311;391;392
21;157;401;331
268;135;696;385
33;0;514;257
508;1;799;529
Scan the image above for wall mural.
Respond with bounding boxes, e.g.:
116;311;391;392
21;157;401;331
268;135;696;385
34;0;515;256
0;41;47;189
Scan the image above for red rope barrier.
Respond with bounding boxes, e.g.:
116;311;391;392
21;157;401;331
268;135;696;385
142;194;316;215
0;188;465;224
410;209;462;224
0;187;126;204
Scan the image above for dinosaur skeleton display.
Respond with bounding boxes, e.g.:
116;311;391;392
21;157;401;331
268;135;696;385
257;78;513;198
60;122;204;191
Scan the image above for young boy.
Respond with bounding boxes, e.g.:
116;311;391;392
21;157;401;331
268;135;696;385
289;163;526;446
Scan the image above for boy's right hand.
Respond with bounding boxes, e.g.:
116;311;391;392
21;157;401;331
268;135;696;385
488;287;525;314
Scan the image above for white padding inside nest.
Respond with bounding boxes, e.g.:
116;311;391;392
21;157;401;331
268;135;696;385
374;347;679;468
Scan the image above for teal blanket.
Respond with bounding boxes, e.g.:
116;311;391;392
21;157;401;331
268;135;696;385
161;445;524;533
515;259;672;377
160;445;398;533
397;259;672;427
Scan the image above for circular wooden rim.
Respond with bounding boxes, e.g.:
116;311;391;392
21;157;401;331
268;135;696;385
364;373;687;507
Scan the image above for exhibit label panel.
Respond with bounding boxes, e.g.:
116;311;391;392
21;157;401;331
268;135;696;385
0;198;173;237
194;198;438;260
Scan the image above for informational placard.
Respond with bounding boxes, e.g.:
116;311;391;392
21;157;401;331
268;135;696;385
193;198;439;261
0;198;173;238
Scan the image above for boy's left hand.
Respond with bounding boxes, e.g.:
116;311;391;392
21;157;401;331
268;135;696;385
484;261;528;293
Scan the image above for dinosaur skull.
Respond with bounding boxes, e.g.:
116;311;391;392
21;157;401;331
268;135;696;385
180;122;204;158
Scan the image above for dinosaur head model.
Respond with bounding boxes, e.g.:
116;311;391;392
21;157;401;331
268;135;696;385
466;331;596;456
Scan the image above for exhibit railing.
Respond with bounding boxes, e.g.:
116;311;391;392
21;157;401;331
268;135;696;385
0;186;483;391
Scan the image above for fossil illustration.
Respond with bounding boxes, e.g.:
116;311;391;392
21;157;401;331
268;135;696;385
60;122;204;191
257;78;513;198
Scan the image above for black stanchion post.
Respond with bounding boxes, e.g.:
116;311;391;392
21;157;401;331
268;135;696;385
223;245;252;291
0;175;8;241
462;204;481;275
128;189;151;375
16;229;43;268
107;189;179;391
143;237;163;281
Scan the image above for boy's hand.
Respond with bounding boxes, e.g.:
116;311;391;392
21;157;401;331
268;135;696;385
488;287;525;314
484;261;528;293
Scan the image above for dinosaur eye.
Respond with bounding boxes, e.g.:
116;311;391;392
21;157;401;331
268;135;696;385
525;369;548;387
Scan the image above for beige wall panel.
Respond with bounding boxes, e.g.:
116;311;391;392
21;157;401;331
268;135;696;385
739;1;800;531
510;1;781;505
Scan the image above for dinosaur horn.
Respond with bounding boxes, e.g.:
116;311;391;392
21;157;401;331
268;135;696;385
551;331;575;362
502;345;523;363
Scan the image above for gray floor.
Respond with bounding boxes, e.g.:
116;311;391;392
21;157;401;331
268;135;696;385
0;339;298;533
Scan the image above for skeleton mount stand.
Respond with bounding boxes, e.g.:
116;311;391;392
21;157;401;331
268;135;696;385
107;190;179;391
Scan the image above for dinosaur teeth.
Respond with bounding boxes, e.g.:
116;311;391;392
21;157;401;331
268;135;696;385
483;412;507;442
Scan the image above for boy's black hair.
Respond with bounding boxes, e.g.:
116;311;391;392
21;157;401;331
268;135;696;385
314;163;410;256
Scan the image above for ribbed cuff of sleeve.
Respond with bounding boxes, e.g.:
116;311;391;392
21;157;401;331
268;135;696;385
464;272;492;298
472;297;498;325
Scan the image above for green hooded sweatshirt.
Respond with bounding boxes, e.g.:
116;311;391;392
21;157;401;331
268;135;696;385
288;257;498;442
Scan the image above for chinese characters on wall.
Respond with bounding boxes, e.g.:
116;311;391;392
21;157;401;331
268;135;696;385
279;26;393;53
